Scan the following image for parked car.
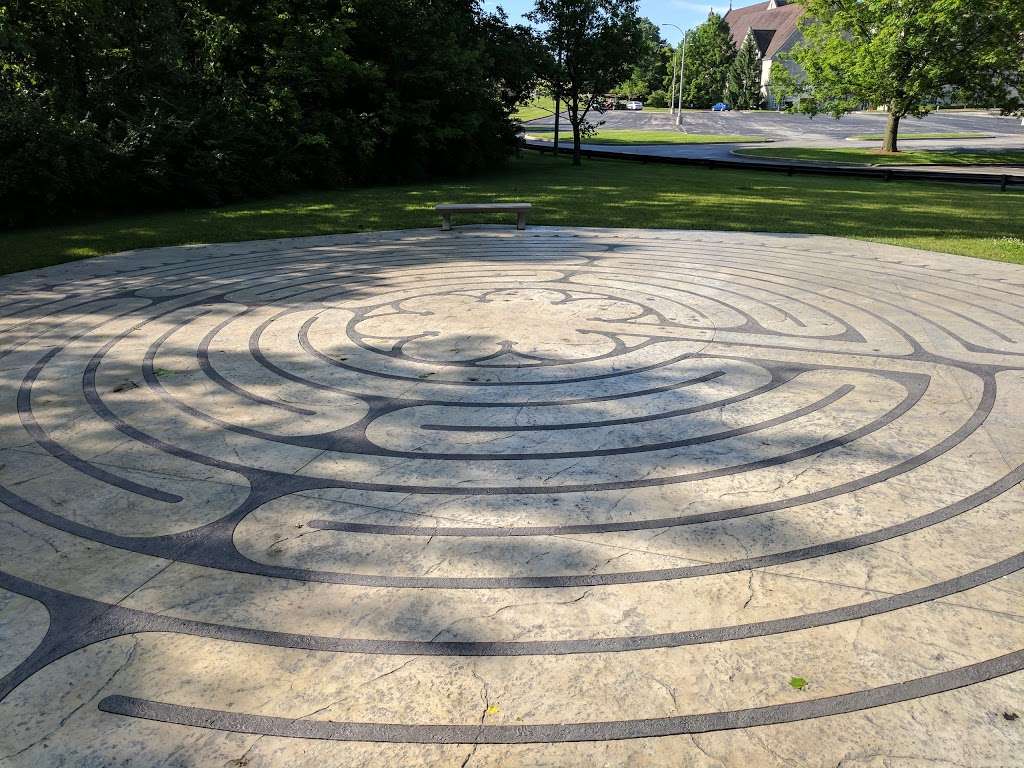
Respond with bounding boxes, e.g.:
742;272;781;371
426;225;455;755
625;100;644;111
712;102;731;111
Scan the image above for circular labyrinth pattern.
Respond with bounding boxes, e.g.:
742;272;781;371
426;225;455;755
1;228;1023;765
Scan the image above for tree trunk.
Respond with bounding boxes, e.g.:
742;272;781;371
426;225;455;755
553;92;561;153
571;94;582;166
882;110;901;153
553;47;562;154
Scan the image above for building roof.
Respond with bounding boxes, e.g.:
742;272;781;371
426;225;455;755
724;0;804;59
750;29;777;57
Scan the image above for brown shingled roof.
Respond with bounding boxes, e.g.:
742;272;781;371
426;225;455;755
724;0;804;59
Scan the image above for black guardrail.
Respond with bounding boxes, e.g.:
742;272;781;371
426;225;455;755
523;142;1024;191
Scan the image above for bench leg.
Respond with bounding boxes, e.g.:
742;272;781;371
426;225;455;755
517;212;526;231
441;214;452;232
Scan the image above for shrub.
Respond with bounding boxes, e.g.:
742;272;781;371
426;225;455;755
646;89;670;108
0;0;536;228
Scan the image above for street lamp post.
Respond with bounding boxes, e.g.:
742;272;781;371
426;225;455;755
676;31;690;127
660;24;685;117
661;24;691;125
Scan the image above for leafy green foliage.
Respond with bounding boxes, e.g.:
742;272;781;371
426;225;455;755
529;0;645;164
612;18;670;100
679;12;735;109
726;31;762;110
0;0;537;228
789;677;808;690
788;0;1024;151
766;60;801;110
645;89;670;108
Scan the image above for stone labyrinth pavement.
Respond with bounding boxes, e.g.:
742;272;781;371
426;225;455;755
1;227;1023;767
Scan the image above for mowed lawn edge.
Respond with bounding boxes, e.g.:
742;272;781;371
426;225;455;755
525;130;771;145
2;153;1023;276
734;146;1024;166
848;132;996;141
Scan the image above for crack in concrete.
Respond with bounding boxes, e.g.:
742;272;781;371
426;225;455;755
460;667;492;768
741;571;756;611
427;590;592;643
0;637;139;761
689;734;721;766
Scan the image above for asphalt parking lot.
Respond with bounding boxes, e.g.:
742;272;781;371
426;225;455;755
526;107;1024;143
524;108;1024;175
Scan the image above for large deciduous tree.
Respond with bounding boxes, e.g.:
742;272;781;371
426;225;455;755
726;30;763;109
529;0;644;166
679;11;735;108
481;10;544;117
613;17;671;101
0;0;537;227
789;0;1024;152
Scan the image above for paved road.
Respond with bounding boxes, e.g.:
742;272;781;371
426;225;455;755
1;227;1023;767
527;107;1024;142
525;109;1024;176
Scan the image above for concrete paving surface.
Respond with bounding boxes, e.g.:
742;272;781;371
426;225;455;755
1;227;1022;766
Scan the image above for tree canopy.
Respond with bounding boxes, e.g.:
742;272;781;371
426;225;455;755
726;31;763;110
529;0;644;165
612;18;671;101
679;12;735;109
0;0;537;227
788;0;1024;151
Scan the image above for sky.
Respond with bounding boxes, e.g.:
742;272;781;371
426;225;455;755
481;1;733;45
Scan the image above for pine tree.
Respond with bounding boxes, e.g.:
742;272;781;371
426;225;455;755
726;31;763;109
679;12;736;108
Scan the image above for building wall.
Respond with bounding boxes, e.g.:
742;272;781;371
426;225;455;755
761;31;805;109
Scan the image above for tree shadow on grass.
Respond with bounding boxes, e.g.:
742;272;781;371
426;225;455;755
2;153;1024;276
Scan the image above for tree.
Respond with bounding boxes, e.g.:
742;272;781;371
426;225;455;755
529;0;645;166
726;30;762;109
347;0;536;179
0;0;538;227
679;12;735;108
481;10;544;117
765;60;802;110
789;0;1024;152
613;18;670;100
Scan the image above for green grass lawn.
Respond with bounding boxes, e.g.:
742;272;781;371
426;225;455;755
527;129;769;145
735;147;1024;166
849;132;996;141
516;105;713;123
514;96;557;122
2;152;1022;276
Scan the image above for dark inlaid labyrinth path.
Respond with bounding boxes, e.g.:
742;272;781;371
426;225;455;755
1;227;1022;767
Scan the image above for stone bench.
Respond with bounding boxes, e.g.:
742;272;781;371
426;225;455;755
436;202;532;231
